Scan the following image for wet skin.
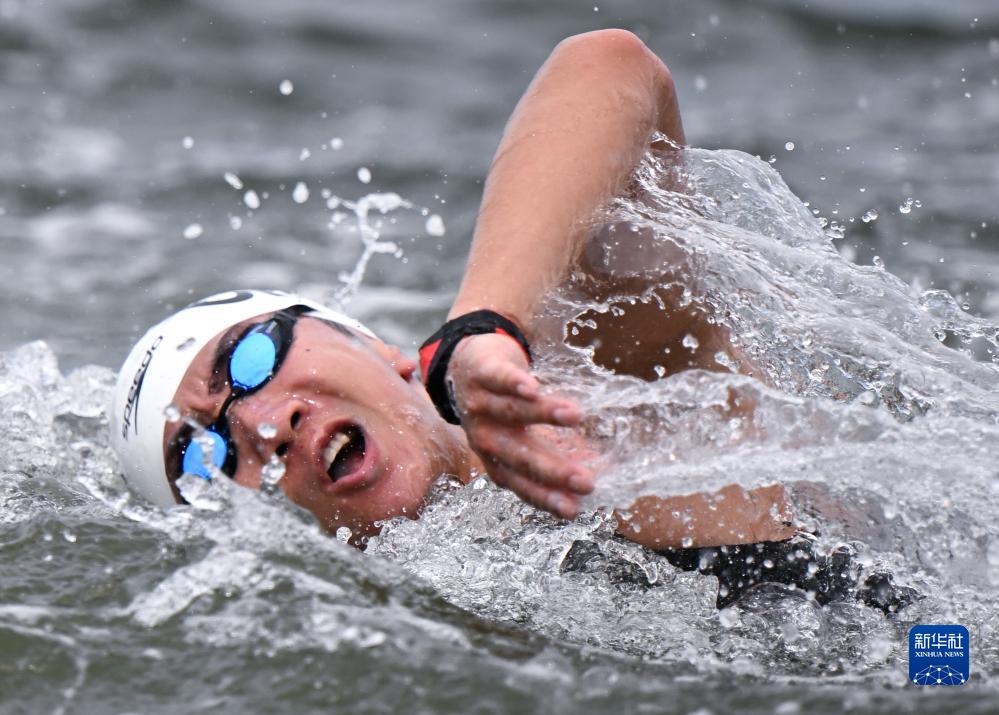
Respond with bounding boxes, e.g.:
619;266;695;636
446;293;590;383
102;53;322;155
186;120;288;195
163;313;478;542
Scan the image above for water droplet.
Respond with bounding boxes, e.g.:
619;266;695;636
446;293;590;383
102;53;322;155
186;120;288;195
425;214;445;236
292;181;309;204
694;75;708;92
680;535;694;548
243;190;261;209
279;79;294;96
229;215;243;230
183;223;203;240
261;455;286;488
330;137;344;150
899;197;916;214
713;351;737;371
336;526;353;543
861;209;879;223
163;404;181;423
62;530;77;543
223;172;243;190
182;136;194;149
257;422;277;439
299;147;311;161
653;365;666;378
784;141;795;151
718;607;739;628
357;167;372;184
872;255;885;269
682;333;700;351
191;430;219;477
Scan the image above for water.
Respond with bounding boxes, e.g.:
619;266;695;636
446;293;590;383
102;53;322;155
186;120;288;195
2;1;999;713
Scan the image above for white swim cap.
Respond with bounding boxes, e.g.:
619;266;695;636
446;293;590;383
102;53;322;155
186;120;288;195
110;289;376;506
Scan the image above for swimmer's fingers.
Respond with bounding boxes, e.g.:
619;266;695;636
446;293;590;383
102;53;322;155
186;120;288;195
471;425;594;496
469;353;541;399
489;463;581;520
451;333;539;400
450;333;594;516
461;389;582;428
453;335;582;427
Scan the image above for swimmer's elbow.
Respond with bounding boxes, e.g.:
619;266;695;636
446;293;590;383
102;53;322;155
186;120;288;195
551;30;676;110
554;29;655;62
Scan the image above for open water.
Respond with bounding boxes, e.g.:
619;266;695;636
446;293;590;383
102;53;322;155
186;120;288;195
2;1;999;713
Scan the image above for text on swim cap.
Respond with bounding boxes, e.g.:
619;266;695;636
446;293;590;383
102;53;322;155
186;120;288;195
121;335;162;440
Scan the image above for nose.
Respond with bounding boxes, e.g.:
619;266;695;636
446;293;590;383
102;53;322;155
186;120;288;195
227;390;305;461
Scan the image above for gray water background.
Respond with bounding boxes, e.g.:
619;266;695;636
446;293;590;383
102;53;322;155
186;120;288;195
2;0;999;713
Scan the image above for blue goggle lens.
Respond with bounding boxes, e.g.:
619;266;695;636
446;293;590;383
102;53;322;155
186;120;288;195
182;429;228;480
229;328;279;390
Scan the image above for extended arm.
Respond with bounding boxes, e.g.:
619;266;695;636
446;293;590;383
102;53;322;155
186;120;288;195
443;31;797;547
450;29;683;324
446;30;683;517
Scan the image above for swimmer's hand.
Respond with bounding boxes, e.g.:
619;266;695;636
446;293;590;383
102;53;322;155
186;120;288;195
447;333;595;519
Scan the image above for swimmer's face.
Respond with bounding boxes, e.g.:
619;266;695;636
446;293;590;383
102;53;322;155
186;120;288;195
163;312;471;543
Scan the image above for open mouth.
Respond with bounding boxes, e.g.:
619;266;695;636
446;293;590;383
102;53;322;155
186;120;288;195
321;424;367;483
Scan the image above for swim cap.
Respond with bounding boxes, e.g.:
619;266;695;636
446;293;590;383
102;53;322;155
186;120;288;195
110;289;376;506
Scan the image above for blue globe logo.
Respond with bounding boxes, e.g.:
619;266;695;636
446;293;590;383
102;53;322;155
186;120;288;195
911;664;966;686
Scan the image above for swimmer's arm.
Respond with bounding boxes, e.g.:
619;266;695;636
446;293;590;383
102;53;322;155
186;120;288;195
446;30;684;518
614;484;798;550
450;29;683;324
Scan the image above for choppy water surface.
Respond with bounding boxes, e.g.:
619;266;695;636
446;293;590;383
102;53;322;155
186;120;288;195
3;0;999;713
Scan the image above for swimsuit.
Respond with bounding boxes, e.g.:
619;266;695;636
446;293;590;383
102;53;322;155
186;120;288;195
561;534;920;614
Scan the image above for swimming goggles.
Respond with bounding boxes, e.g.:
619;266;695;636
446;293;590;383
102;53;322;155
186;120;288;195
181;305;311;480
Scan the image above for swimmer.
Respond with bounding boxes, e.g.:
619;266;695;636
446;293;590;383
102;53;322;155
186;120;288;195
110;30;915;612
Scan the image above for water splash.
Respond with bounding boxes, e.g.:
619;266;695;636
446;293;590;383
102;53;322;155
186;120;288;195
243;190;261;210
3;139;999;711
371;140;999;678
